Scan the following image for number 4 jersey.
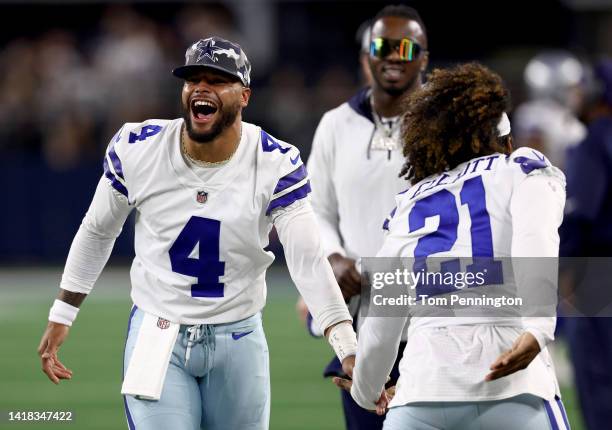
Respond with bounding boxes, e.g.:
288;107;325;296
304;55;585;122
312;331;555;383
60;118;348;326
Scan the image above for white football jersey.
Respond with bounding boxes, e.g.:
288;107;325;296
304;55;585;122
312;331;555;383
380;147;565;261
103;119;310;324
351;147;567;408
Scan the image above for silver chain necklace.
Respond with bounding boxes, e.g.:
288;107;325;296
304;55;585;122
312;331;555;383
371;107;402;152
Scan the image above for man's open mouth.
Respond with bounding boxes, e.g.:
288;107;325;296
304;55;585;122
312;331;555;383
381;64;405;81
191;99;218;121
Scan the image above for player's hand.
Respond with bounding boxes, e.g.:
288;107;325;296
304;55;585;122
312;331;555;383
295;296;309;324
328;253;361;300
332;377;390;415
485;332;540;381
37;322;73;384
341;355;355;378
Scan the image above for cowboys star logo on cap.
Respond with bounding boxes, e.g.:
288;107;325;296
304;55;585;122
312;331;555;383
194;41;240;63
173;36;251;87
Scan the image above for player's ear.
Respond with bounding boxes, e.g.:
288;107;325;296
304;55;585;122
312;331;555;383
241;87;251;108
420;51;429;73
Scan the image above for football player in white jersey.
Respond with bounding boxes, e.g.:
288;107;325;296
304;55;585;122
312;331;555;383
335;63;570;429
297;6;429;429
36;37;357;430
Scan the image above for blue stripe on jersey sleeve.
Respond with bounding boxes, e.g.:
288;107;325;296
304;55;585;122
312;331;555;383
513;155;548;174
266;181;311;215
382;219;390;231
273;164;308;194
107;142;125;180
103;157;129;198
382;207;397;231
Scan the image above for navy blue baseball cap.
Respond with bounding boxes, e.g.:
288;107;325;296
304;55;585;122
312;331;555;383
173;37;251;87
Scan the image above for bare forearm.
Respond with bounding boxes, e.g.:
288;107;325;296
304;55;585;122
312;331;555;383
48;290;85;326
57;289;87;308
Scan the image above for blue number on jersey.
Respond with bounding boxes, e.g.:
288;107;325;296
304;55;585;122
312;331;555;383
128;125;163;144
460;176;503;284
169;216;225;298
261;130;291;154
409;175;502;297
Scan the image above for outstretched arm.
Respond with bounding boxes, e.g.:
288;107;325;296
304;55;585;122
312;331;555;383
38;178;132;384
273;200;356;364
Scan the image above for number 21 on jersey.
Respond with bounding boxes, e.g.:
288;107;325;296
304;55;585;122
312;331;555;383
409;175;503;297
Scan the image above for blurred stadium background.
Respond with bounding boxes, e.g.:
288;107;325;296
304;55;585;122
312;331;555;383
1;0;611;428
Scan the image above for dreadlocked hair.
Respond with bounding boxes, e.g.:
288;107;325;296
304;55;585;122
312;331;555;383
399;62;510;184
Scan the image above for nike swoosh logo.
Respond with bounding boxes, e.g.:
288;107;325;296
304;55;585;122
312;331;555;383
231;330;253;340
290;154;300;165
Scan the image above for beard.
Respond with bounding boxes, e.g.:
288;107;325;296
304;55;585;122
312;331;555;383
182;99;241;143
372;71;419;97
370;61;420;97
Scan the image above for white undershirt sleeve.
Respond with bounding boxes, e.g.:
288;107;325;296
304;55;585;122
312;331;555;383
510;172;566;350
59;178;133;294
272;200;351;332
307;114;346;257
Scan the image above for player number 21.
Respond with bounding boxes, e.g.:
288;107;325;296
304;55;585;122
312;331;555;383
169;216;225;298
408;175;503;296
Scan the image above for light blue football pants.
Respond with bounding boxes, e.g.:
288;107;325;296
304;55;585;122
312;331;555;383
383;393;570;430
123;307;270;430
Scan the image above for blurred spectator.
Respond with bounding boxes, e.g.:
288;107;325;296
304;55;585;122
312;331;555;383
0;3;362;169
37;31;100;170
513;50;587;170
261;65;312;152
355;19;373;86
561;58;612;430
0;39;41;155
175;4;238;46
42;111;96;171
561;58;612;256
93;6;169;130
313;65;357;114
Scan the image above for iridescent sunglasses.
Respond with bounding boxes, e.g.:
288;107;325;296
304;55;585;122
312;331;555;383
369;37;425;62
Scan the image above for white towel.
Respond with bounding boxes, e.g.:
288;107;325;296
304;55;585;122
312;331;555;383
121;311;180;400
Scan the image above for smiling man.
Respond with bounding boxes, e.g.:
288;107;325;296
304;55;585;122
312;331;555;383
36;37;356;430
298;5;429;430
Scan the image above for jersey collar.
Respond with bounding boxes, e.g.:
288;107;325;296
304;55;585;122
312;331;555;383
168;119;248;193
347;87;374;123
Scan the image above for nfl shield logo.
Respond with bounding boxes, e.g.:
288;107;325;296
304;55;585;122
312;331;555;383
157;318;170;330
196;190;208;204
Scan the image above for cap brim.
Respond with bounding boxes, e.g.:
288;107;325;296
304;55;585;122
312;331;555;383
172;64;244;85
